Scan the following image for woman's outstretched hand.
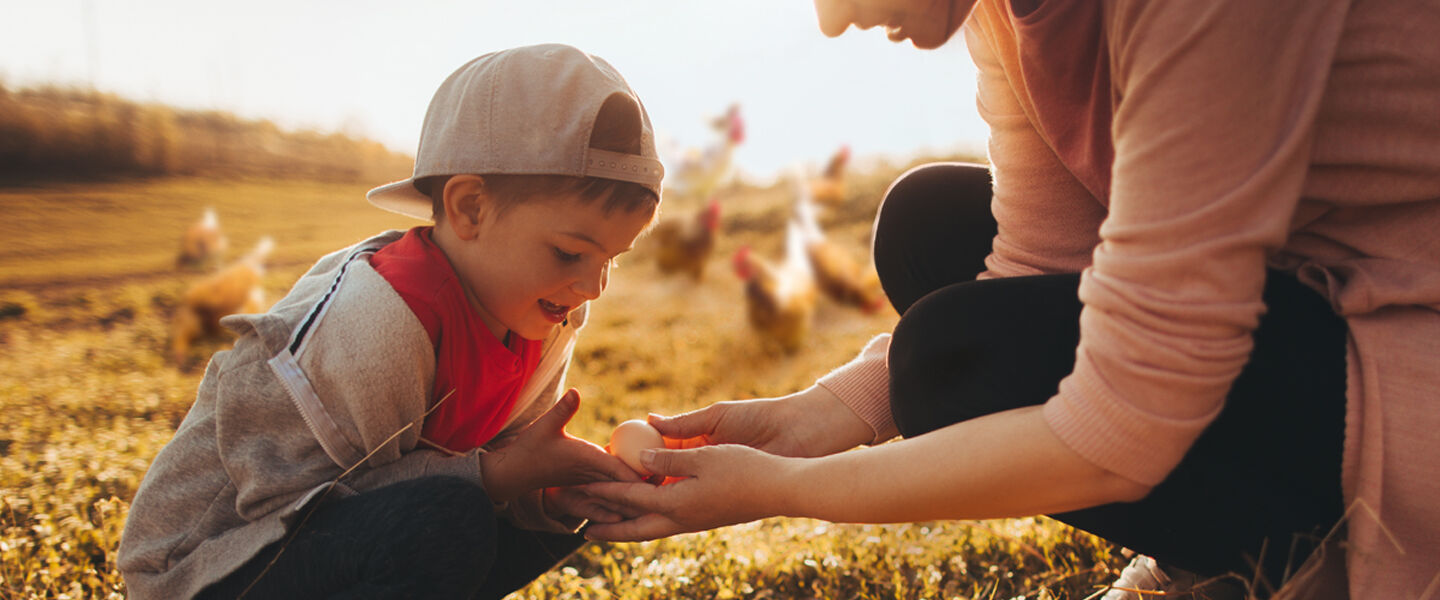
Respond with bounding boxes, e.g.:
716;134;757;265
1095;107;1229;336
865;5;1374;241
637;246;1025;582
580;443;799;542
646;385;874;458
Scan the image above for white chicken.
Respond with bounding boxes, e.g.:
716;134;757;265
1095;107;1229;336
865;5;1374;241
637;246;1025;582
663;103;746;204
170;236;275;364
176;207;229;269
733;214;817;354
792;166;886;314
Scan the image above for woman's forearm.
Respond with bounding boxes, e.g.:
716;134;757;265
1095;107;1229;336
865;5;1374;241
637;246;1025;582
777;405;1151;523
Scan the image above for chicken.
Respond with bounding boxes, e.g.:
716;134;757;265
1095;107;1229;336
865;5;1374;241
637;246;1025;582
650;196;722;280
793;167;886;314
176;207;229;269
807;144;851;206
169;236;274;364
664;103;746;203
733;219;817;353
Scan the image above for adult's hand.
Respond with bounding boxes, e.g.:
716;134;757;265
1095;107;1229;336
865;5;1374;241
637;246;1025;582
581;444;800;542
589;406;1152;542
647;385;874;458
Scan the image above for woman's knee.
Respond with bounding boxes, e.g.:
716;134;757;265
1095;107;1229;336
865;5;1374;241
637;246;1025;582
872;162;997;314
887;283;1000;438
888;274;1082;438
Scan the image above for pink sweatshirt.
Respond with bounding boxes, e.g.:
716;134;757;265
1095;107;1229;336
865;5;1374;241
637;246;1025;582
818;0;1440;596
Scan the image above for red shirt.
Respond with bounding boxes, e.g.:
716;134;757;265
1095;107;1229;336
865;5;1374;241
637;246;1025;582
370;227;542;453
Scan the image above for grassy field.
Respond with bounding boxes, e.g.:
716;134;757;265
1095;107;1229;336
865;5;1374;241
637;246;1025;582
0;171;1127;599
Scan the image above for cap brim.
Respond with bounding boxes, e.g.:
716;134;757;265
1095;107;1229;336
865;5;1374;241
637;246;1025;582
366;179;433;221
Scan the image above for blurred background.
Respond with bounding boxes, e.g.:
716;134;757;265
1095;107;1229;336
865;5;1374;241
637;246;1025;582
0;0;986;183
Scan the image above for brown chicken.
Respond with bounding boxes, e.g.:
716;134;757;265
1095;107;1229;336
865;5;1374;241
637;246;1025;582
176;207;229;269
808;144;851;206
794;169;886;313
732;220;817;353
807;242;885;314
170;236;274;364
651;196;721;280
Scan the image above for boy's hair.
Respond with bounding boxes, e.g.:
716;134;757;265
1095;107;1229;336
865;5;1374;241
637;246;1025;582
417;94;659;221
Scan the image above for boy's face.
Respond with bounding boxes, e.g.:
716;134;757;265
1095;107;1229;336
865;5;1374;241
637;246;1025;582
456;191;655;341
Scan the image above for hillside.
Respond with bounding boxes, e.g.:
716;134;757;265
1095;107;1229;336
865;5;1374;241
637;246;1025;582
0;83;412;183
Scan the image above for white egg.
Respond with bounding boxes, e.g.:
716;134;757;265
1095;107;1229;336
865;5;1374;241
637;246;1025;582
608;419;665;476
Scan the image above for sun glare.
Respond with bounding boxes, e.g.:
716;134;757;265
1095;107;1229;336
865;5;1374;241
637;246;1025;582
0;0;985;180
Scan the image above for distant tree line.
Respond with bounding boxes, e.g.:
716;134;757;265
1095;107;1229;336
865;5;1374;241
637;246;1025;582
0;83;413;183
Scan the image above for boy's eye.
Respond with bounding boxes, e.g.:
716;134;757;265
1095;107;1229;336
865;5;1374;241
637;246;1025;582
553;247;582;263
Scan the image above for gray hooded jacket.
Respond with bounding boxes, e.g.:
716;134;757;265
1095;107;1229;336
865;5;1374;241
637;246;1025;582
118;230;585;599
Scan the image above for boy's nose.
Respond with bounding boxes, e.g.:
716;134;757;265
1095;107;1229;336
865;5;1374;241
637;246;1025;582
572;262;609;300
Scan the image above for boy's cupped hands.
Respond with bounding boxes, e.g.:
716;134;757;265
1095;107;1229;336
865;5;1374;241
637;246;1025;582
480;389;643;523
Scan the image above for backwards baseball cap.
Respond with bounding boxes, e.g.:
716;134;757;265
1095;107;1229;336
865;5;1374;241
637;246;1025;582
367;44;664;220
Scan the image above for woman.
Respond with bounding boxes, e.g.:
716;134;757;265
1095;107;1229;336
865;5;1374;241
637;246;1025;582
585;1;1440;597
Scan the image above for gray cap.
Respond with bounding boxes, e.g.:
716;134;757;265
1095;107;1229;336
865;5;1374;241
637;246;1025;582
367;44;664;220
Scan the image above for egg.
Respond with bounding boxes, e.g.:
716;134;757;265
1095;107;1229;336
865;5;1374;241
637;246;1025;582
608;419;665;476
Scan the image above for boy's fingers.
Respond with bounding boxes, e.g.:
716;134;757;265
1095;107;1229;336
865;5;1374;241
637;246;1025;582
583;513;688;542
549;487;640;523
536;389;581;431
596;497;648;521
561;444;642;485
582;481;666;513
574;502;623;524
576;491;646;520
603;499;647;520
597;453;644;483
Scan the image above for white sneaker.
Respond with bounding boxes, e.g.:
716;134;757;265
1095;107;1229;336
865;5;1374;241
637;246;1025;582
1103;554;1250;600
1103;555;1171;599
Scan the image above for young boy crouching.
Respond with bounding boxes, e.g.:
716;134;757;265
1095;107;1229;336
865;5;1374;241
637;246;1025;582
119;44;662;599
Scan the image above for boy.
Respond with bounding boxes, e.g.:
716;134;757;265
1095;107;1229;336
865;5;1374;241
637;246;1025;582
119;44;663;599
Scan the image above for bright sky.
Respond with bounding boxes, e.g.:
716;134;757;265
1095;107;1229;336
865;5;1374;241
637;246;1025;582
0;0;988;181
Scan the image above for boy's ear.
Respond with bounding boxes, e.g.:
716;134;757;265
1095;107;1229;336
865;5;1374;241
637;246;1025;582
440;175;490;240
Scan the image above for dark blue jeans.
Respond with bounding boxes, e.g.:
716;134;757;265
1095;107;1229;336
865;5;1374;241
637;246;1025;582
196;476;584;600
875;163;1346;590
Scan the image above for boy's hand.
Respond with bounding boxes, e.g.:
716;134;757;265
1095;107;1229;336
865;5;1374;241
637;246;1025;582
480;389;641;504
542;486;642;524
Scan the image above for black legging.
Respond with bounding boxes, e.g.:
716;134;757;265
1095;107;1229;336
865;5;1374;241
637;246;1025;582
196;476;585;600
875;163;1346;589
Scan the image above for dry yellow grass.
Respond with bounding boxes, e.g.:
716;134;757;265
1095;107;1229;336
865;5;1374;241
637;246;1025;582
0;173;1125;599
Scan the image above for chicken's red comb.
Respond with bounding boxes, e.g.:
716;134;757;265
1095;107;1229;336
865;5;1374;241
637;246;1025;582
732;246;753;280
729;109;746;144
